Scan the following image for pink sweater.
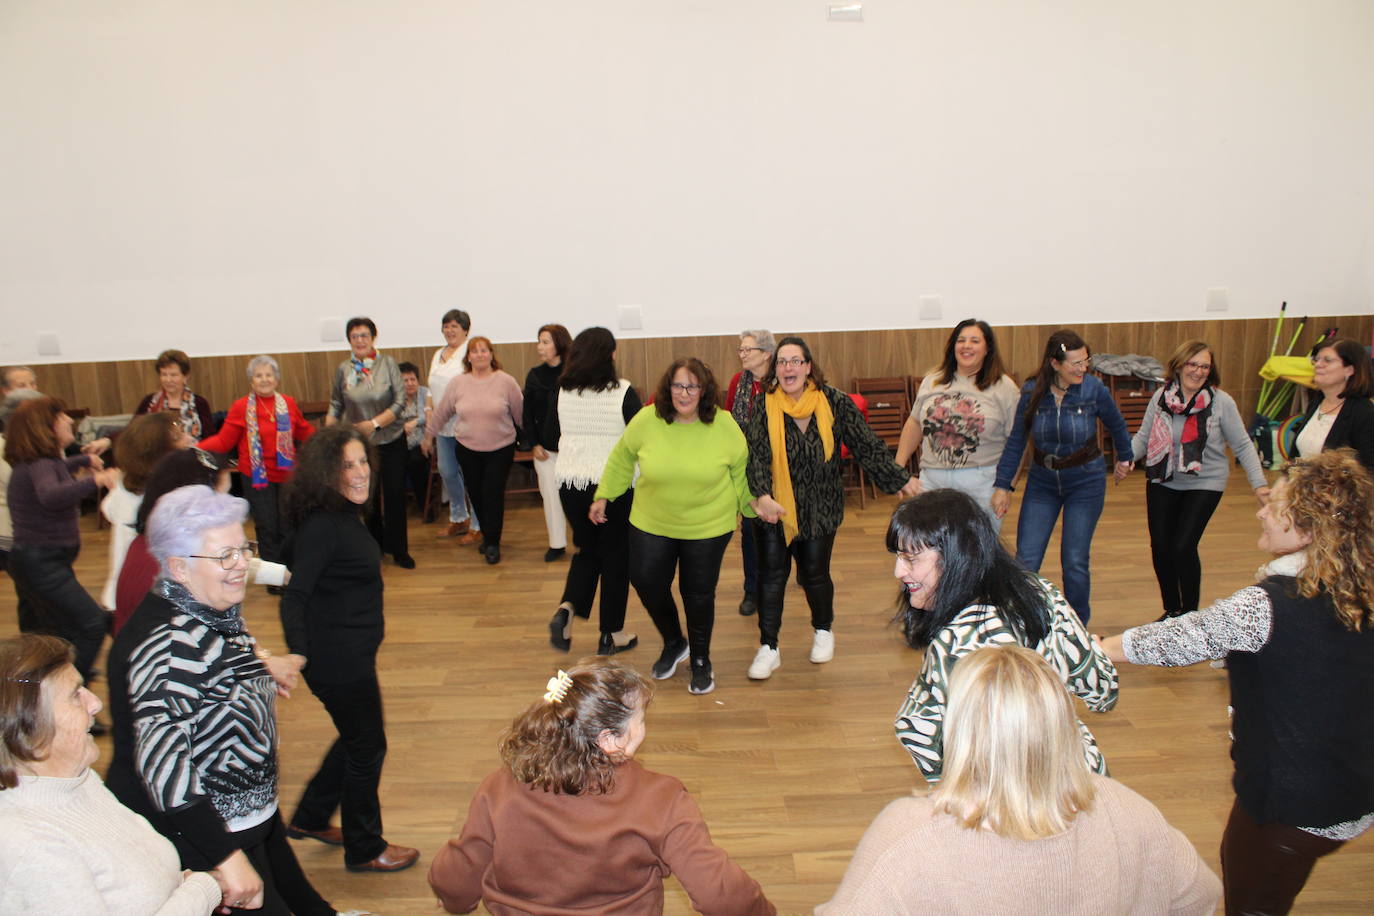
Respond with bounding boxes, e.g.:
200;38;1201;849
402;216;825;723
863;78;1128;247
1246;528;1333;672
817;776;1220;915
427;371;524;453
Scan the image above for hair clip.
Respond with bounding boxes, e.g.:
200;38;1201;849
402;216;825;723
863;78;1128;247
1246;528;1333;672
543;670;573;703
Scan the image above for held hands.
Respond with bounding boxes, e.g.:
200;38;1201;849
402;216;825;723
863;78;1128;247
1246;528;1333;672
898;476;923;500
263;653;306;698
403;418;418;435
211;850;264;913
990;488;1011;519
420;438;432;458
1113;461;1133;482
588;499;609;525
1092;633;1128;665
92;467;121;490
532;445;549;461
753;494;785;524
1254;485;1271;507
82;437;112;456
353;418;377;434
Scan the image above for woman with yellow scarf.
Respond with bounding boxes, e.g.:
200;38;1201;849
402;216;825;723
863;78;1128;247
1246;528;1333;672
746;337;921;680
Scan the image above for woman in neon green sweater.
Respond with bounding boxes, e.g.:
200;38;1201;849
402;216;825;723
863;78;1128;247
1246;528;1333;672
592;358;758;695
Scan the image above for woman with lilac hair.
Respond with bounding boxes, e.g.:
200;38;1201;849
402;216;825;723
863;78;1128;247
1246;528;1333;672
104;485;354;915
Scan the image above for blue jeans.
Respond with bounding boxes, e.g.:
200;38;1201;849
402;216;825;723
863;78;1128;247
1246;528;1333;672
1014;463;1106;622
435;434;476;528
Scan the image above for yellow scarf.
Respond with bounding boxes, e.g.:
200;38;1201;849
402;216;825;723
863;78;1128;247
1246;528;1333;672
765;382;834;544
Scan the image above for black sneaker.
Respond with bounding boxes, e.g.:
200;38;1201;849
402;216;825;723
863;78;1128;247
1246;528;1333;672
651;639;689;679
544;547;566;562
688;658;715;695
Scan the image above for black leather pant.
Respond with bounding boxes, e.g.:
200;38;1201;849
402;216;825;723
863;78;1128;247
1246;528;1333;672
628;525;731;662
754;520;836;649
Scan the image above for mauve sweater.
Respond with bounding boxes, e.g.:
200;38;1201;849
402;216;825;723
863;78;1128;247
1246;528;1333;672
427;371;525;453
7;454;94;547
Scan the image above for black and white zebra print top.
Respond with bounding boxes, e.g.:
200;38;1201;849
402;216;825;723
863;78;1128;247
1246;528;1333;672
122;582;279;834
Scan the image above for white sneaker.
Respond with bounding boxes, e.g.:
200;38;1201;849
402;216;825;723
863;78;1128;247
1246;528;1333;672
810;629;835;663
748;645;781;680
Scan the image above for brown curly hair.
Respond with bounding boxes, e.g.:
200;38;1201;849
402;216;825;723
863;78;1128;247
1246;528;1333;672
499;658;652;795
1275;448;1374;631
115;413;185;494
652;357;720;423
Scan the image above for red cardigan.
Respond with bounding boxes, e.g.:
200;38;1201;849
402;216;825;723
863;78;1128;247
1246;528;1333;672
198;394;315;484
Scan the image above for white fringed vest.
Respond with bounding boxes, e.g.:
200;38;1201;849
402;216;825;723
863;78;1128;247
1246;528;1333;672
556;382;634;489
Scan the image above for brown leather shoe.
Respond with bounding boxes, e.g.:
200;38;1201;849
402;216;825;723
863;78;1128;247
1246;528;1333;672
457;529;483;546
346;844;420;873
435;520;469;538
286;823;344;846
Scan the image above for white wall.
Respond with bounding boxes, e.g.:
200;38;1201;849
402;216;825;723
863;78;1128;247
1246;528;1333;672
2;0;1372;364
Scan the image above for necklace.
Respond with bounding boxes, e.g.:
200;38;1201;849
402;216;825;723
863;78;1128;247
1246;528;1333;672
1318;400;1342;417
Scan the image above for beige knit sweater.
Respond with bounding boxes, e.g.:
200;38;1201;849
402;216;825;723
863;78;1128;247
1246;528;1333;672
817;776;1220;915
0;769;222;915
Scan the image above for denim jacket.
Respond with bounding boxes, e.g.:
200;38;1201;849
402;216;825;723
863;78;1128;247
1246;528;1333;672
994;373;1131;490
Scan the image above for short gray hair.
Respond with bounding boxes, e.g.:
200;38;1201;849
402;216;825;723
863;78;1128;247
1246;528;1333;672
246;355;280;382
0;389;44;428
146;485;249;578
741;329;776;353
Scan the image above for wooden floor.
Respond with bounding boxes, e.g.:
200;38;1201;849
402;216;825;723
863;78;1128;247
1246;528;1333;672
3;466;1370;915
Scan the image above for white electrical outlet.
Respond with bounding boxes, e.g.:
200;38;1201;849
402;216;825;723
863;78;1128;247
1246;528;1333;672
320;319;345;343
828;4;863;22
918;296;943;321
1205;288;1230;312
618;306;643;331
36;333;61;356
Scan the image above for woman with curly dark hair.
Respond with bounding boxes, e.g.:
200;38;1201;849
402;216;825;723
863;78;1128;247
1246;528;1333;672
278;427;419;874
591;358;756;695
745;336;919;681
1103;449;1374;913
428;658;773;915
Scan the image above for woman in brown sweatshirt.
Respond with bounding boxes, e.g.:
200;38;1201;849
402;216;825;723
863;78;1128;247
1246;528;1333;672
429;658;774;916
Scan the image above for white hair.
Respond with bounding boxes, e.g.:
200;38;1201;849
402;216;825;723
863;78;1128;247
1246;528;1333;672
146;485;249;578
246;355;280;382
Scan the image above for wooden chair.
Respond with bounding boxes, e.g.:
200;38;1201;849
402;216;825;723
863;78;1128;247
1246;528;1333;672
841;393;869;508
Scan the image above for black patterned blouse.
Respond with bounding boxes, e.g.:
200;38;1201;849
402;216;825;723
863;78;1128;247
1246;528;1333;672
745;384;910;541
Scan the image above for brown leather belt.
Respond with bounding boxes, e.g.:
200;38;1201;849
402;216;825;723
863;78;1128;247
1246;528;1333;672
1032;444;1101;471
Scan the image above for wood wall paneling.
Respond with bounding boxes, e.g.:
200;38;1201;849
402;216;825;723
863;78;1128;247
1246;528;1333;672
20;315;1372;426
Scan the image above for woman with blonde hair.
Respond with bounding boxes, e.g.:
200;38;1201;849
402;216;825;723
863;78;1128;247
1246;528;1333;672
1103;449;1374;914
821;645;1220;914
429;658;773;914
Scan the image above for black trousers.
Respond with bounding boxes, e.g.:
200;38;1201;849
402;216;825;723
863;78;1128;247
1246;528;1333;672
405;444;431;509
559;484;633;634
292;672;389;866
753;520;836;648
223;812;335;916
628;525;731;662
1146;485;1223;614
1220;798;1344;915
8;544;107;680
366;437;410;559
455;441;514;547
242;480;290;564
738;514;758;596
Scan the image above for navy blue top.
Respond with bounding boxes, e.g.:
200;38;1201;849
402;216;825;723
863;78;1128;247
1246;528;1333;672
994;374;1132;490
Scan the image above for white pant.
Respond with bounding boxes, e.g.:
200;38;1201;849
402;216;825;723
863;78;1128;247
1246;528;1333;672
533;450;568;549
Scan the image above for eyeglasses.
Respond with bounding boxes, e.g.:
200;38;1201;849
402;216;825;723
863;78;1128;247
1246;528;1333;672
670;383;702;394
1182;361;1212;373
1311;356;1343;367
186;542;257;569
776;357;808;369
1061;357;1092;370
894;551;924;564
737;347;763;356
